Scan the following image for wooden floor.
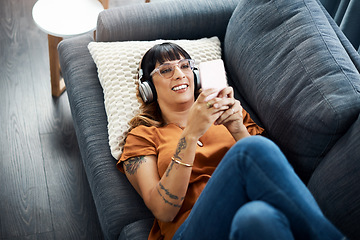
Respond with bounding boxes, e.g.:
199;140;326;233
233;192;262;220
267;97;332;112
0;0;150;239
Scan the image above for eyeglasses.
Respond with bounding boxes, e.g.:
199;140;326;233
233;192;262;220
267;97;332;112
150;59;195;79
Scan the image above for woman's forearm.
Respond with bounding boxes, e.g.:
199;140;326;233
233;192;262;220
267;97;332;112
147;131;198;222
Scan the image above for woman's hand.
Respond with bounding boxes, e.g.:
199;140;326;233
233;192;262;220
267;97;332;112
184;88;228;140
208;87;250;141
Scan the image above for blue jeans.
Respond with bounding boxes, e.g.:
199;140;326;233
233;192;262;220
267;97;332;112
173;136;344;240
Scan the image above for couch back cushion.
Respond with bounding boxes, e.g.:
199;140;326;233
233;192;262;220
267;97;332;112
224;0;360;181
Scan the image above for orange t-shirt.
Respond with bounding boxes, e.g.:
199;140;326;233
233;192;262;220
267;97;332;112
117;109;264;240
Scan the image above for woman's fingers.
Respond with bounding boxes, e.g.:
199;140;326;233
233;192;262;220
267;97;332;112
196;88;219;103
215;100;243;125
217;86;234;99
194;86;245;129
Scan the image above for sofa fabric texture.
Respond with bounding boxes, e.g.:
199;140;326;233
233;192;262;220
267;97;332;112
96;0;241;43
118;218;154;240
308;114;360;239
224;0;360;182
58;0;360;239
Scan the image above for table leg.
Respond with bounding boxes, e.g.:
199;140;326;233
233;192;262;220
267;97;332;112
48;34;66;97
98;0;109;9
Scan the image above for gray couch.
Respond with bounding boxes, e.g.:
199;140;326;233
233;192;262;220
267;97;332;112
58;0;360;239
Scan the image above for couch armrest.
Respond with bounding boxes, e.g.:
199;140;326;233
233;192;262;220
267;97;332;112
308;113;360;240
58;34;153;240
119;218;154;240
96;0;240;42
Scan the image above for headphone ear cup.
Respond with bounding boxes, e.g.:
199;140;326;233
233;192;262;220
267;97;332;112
193;69;201;92
139;80;156;103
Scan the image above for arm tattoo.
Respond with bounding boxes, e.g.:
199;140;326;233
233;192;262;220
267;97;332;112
159;182;178;200
174;137;187;160
165;160;175;177
166;137;187;177
156;185;182;208
124;156;146;175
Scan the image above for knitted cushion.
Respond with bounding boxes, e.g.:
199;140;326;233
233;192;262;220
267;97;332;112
88;37;222;160
224;0;360;181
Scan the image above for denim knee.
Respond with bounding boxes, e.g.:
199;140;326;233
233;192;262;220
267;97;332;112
231;136;280;157
227;136;291;173
230;201;294;240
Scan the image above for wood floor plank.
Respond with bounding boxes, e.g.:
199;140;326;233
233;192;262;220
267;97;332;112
41;132;103;240
2;231;55;240
0;44;53;238
0;0;34;50
28;43;76;136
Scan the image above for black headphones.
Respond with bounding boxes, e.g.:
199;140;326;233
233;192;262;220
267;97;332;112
138;66;201;103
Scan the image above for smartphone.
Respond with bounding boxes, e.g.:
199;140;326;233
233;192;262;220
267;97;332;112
199;59;228;101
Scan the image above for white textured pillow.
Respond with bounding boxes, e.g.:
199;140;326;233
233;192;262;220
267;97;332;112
88;37;222;160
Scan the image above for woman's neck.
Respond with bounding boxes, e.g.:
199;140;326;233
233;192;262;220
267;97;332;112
161;104;191;128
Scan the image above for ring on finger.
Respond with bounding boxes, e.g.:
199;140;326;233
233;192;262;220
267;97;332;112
206;102;213;109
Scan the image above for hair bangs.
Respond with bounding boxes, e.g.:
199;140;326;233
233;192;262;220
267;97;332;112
140;42;192;82
154;43;190;64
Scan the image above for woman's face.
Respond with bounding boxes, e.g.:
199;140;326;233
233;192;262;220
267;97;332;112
151;57;195;109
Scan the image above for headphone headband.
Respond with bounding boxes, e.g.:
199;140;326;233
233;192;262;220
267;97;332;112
138;69;144;81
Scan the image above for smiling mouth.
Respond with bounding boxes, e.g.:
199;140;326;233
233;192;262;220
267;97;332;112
172;84;189;91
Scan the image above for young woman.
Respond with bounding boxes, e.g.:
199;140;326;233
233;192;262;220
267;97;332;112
117;43;345;240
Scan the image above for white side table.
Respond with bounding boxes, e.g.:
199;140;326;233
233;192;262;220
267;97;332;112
32;0;104;97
